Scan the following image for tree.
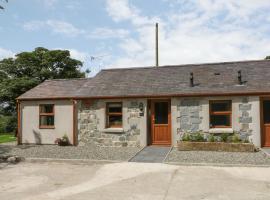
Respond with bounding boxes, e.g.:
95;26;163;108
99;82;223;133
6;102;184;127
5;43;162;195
265;56;270;60
0;0;8;10
0;47;85;132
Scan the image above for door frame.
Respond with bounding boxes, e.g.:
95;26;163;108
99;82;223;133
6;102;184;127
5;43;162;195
260;97;270;147
148;99;171;146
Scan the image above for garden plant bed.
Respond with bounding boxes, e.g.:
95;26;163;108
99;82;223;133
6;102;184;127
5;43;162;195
177;141;255;152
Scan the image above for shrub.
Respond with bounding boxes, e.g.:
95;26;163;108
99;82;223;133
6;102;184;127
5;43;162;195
191;132;205;142
55;134;70;146
231;134;241;143
181;132;206;142
208;134;215;142
182;133;191;141
220;133;230;142
0;115;16;134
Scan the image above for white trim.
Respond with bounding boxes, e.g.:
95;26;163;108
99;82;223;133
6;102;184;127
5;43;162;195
209;128;233;134
102;128;124;133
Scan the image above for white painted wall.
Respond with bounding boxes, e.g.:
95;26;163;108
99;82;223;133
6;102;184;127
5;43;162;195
20;100;74;145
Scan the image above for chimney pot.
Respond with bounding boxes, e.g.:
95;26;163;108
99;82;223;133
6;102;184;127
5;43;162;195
238;70;242;85
190;72;194;87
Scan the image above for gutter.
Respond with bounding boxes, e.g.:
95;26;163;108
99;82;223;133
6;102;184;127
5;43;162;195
16;92;270;101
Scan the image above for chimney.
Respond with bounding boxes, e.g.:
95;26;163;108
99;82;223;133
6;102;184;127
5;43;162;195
190;72;194;87
238;70;243;85
155;23;159;67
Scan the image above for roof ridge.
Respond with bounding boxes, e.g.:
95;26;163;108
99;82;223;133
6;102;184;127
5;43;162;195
101;59;269;72
44;77;91;82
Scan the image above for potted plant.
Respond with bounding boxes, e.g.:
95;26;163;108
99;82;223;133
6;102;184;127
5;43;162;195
55;134;70;146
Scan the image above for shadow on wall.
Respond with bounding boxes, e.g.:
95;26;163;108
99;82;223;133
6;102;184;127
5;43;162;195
33;130;42;144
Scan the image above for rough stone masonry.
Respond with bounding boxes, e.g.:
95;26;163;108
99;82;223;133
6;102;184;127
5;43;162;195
78;100;142;147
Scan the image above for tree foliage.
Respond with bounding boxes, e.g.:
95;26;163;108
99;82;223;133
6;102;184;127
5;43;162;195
0;47;85;132
265;56;270;60
0;0;8;10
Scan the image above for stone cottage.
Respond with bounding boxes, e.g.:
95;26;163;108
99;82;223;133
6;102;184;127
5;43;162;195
17;60;270;148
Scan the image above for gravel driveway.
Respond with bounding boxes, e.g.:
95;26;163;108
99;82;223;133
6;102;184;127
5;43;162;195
0;144;141;161
165;148;270;166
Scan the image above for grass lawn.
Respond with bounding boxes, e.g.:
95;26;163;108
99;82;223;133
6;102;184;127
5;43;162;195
0;133;17;144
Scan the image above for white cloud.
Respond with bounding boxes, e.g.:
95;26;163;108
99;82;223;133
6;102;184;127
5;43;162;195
87;28;129;39
37;0;59;9
0;48;15;60
23;20;85;37
106;0;161;26
105;0;270;68
23;20;128;40
23;20;44;31
68;49;89;62
46;20;85;36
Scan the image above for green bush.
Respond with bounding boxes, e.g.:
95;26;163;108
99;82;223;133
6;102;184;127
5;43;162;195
231;134;241;143
191;132;205;142
182;132;205;142
208;134;215;142
182;133;191;141
0;115;17;134
220;133;230;142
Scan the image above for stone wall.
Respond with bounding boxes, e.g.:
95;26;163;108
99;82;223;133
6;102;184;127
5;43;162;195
174;97;256;143
176;99;203;135
77;100;144;147
238;97;252;141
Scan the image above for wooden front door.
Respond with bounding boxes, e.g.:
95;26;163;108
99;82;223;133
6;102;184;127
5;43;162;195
150;100;171;145
262;99;270;147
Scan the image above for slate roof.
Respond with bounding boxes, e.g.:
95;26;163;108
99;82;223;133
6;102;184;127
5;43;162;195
18;78;88;99
18;60;270;100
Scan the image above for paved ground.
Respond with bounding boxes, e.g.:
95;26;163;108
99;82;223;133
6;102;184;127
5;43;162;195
262;148;270;155
165;148;270;166
129;146;171;163
1;161;270;200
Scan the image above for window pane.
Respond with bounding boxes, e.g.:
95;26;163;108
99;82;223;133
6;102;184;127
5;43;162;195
263;100;270;123
210;115;230;127
108;103;122;113
155;102;168;124
211;101;231;112
40;105;54;113
40;116;54;126
108;115;122;127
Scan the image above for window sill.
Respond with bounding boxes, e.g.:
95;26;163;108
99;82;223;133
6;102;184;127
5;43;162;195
209;128;233;134
102;128;124;133
39;126;55;129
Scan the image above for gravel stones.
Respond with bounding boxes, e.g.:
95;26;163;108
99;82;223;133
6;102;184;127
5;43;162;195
1;144;141;161
165;148;270;165
0;155;23;164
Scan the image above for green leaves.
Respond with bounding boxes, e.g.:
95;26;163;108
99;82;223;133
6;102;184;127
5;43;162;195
0;0;8;9
0;47;85;116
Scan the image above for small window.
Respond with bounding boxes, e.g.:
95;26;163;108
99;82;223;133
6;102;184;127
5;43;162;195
39;104;55;129
106;102;122;128
209;100;231;128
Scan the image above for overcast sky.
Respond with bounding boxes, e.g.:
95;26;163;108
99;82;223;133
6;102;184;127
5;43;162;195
1;0;270;76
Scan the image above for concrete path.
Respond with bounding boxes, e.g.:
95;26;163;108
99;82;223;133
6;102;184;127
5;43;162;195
262;148;270;155
1;161;270;200
129;146;171;163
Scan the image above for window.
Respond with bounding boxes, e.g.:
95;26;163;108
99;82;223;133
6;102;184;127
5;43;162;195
106;102;122;128
209;100;231;128
39;104;54;129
